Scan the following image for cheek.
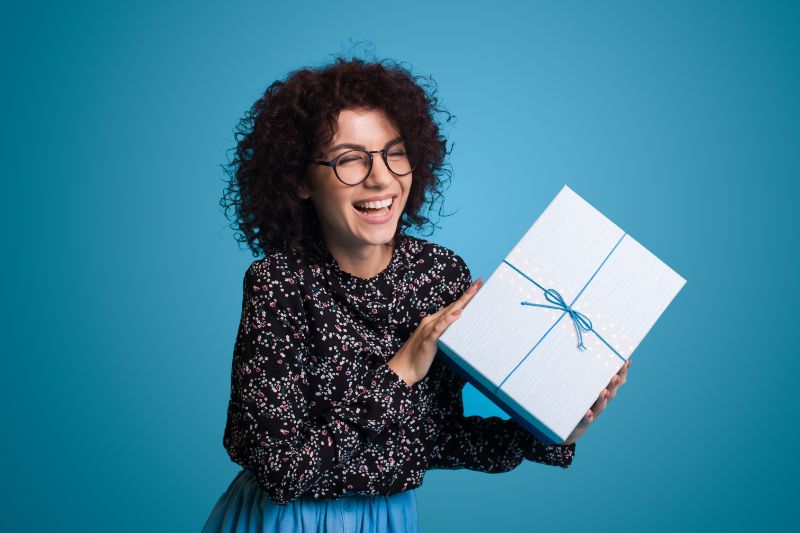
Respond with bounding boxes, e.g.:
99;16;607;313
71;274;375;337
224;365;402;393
312;197;351;225
336;202;354;220
400;191;411;209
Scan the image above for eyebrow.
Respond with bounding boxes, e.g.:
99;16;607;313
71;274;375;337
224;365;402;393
325;136;403;155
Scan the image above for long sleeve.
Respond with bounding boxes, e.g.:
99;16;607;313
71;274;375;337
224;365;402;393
427;253;576;472
222;258;415;504
427;362;575;471
518;423;576;467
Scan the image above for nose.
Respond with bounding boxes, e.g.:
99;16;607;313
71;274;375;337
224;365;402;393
363;152;395;186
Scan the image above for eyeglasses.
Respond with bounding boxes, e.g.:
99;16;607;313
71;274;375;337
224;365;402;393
312;140;418;186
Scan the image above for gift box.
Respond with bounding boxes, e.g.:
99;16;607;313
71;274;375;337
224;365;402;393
437;185;687;445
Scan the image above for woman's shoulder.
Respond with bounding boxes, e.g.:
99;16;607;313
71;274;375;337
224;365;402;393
403;235;470;275
402;235;471;290
242;249;304;291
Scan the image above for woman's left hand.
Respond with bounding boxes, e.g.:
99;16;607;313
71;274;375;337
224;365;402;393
562;358;631;446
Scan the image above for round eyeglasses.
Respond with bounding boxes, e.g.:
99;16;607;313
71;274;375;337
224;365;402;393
312;140;418;186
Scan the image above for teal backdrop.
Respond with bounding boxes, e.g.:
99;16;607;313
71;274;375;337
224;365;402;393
4;0;798;531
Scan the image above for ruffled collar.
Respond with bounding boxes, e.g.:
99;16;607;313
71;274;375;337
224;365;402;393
317;235;410;327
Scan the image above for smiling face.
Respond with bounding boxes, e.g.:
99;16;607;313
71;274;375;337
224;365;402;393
299;107;412;256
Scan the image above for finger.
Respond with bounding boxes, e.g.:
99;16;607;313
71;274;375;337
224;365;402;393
617;360;630;385
426;295;477;347
433;310;462;334
607;375;620;400
605;373;619;392
457;277;482;306
432;277;483;319
434;297;475;327
423;308;463;349
592;389;609;416
575;409;593;429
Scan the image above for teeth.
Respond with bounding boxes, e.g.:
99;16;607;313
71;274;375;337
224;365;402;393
353;197;393;209
359;207;389;218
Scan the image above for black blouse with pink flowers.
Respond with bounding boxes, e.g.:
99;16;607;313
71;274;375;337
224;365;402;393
221;233;576;505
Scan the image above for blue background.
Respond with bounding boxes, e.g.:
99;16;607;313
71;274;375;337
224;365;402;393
4;1;798;531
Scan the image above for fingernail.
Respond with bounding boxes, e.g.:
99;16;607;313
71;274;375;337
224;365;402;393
452;308;462;316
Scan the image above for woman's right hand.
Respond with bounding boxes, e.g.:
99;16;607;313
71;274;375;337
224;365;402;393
388;277;484;387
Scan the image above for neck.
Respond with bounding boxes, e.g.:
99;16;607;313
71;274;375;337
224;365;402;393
323;234;396;280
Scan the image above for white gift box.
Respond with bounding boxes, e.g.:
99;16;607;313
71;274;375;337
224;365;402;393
437;185;687;445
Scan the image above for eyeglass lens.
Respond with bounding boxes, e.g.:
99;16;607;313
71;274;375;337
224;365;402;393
335;142;415;185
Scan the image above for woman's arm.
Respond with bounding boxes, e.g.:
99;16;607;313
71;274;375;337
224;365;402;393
426;364;575;472
222;258;415;504
425;253;575;472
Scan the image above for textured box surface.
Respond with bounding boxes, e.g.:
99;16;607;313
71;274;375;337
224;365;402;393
437;184;687;444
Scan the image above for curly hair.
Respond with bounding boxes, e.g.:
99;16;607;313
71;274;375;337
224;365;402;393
219;52;457;265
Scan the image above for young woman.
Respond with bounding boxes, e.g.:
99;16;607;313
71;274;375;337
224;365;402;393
203;55;629;533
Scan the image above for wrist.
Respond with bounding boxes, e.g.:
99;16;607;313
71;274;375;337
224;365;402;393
387;355;416;387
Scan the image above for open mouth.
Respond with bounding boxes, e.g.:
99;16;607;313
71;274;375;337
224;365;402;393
352;196;395;220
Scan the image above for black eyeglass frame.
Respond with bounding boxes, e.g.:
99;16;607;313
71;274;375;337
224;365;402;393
312;139;417;186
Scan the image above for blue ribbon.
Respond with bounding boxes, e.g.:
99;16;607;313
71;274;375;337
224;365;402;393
495;232;629;392
521;288;593;350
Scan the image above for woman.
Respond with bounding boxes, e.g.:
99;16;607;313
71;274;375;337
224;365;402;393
203;55;629;532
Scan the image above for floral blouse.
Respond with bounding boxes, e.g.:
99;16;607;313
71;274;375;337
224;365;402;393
221;234;576;504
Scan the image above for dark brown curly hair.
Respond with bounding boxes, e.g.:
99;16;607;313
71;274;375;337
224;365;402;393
219;52;457;265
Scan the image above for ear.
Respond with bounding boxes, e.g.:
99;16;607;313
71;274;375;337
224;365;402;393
296;184;309;200
296;177;311;200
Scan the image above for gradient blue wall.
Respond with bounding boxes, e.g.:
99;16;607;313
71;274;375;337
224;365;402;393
4;1;798;531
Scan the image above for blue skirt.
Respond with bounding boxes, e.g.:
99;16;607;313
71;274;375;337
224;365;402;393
202;469;419;533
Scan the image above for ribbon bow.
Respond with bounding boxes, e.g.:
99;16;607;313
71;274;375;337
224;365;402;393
521;288;594;350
